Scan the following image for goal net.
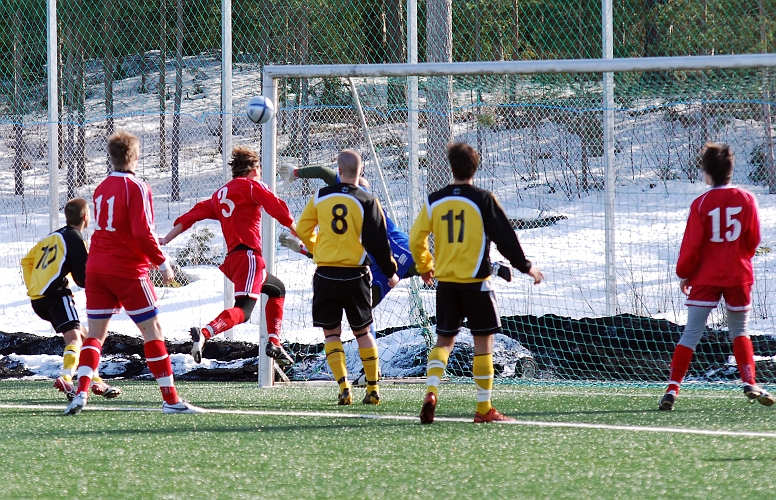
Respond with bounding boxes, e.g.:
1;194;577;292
260;56;776;386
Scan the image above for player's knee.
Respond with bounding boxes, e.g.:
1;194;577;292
234;296;257;323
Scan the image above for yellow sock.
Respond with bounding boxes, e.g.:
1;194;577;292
325;341;349;392
92;374;103;384
62;344;79;379
359;347;380;393
474;353;494;415
425;347;449;397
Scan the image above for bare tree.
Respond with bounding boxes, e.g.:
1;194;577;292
171;0;184;201
159;0;168;171
103;0;114;174
760;0;776;193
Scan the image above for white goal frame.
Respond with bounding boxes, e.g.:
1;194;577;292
257;54;776;387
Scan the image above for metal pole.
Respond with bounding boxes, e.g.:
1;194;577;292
407;0;420;216
48;0;59;231
348;78;397;221
602;0;617;315
222;0;235;339
259;71;279;388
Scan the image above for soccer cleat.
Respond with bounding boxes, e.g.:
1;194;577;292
338;387;352;406
419;392;437;424
353;368;382;388
363;390;381;405
658;392;676;411
491;261;512;282
473;407;516;423
265;343;294;367
64;391;88;416
162;400;205;414
190;327;206;363
91;380;122;399
743;384;776;407
54;376;77;402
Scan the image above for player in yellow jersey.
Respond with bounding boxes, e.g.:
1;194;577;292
21;198;121;401
410;142;543;423
296;149;399;405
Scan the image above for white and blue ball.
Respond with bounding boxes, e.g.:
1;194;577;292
246;96;275;124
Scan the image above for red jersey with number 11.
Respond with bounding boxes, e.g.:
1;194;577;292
676;185;760;287
174;177;294;254
87;172;167;278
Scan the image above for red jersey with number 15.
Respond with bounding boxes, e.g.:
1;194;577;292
87;172;167;278
676;185;760;287
174;177;294;254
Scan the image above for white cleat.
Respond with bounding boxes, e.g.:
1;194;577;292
190;327;206;363
162;400;205;414
64;391;88;416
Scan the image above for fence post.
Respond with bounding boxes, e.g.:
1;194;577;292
48;0;59;231
602;0;617;315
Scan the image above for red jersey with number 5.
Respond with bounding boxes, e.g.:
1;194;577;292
174;177;294;254
676;185;760;287
87;172;167;278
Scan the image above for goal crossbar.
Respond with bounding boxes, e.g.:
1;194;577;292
262;54;776;80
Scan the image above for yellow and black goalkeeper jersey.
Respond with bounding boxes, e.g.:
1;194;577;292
21;226;88;300
410;183;532;286
297;183;397;277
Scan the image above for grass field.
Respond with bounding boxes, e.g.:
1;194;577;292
1;380;775;499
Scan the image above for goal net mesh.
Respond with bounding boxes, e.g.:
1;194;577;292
267;68;776;385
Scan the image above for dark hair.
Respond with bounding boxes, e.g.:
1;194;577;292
701;142;734;186
447;142;480;181
64;198;88;227
107;131;140;171
230;145;260;178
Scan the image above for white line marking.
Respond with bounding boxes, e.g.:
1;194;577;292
2;403;774;438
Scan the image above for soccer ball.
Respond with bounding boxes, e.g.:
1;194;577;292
246;96;275;124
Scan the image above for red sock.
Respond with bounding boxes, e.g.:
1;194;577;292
266;296;284;346
76;337;102;394
733;336;757;385
144;340;179;405
207;307;246;337
667;344;694;394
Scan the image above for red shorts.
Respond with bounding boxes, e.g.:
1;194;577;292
86;272;159;323
686;284;751;311
220;250;267;298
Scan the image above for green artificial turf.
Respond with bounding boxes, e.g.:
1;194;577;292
1;380;774;499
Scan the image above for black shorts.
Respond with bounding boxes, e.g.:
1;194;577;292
435;283;501;337
312;266;373;331
31;295;81;333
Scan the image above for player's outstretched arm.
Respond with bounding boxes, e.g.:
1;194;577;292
281;163;338;186
160;223;184;246
279;232;313;259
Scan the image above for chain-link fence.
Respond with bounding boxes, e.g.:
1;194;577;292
2;1;776;384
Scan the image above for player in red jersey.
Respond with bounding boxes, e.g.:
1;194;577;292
659;142;774;410
65;131;203;415
160;145;297;366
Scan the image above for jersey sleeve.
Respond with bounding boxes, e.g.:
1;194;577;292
297;165;338;185
361;198;397;277
485;194;532;274
252;182;295;228
128;181;167;267
409;201;435;274
20;246;36;289
744;193;761;257
174;199;217;231
676;201;704;279
64;230;88;288
296;196;319;251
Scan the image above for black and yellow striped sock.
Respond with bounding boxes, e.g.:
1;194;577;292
425;347;449;397
62;343;79;380
359;346;380;393
325;340;349;392
473;353;494;415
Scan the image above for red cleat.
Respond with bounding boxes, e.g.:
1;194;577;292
91;380;122;399
54;376;77;401
473;407;516;423
419;392;437;424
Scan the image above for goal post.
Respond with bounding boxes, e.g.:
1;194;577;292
259;54;776;388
